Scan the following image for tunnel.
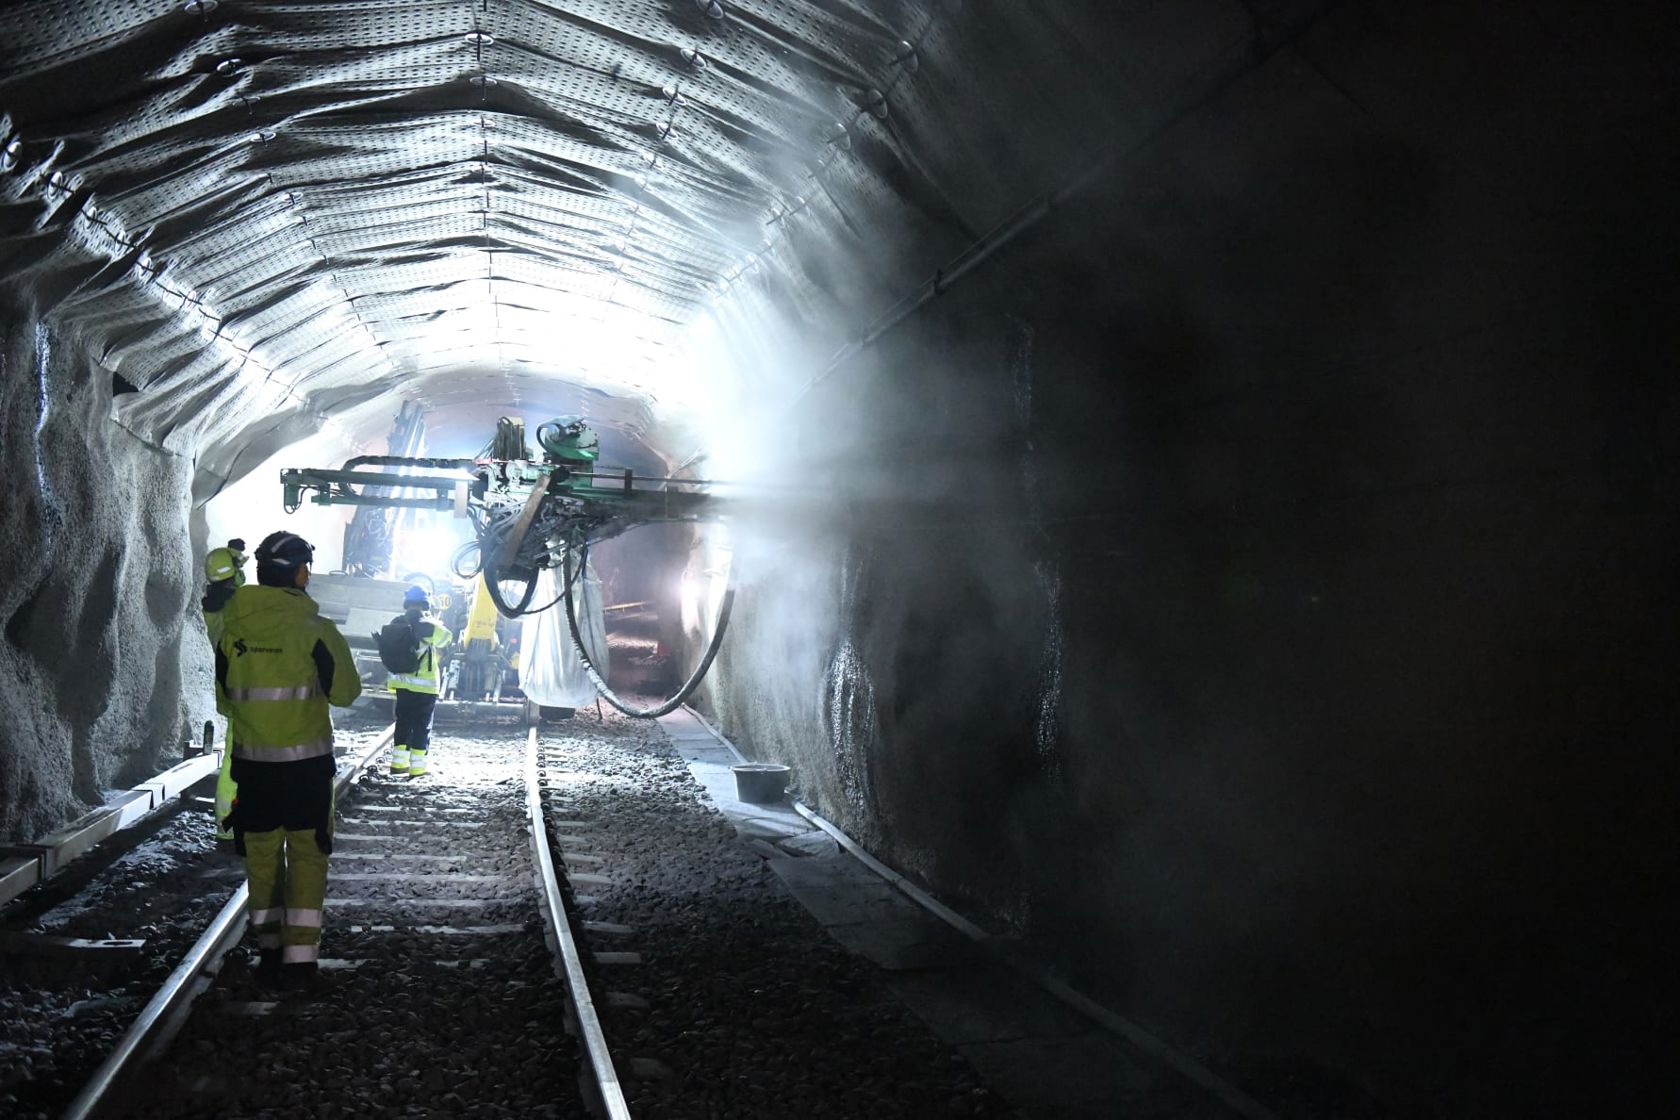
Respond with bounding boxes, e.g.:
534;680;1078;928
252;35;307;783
1;1;1674;1115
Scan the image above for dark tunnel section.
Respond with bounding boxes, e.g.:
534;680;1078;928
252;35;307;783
1;2;1676;1116
676;6;1679;1115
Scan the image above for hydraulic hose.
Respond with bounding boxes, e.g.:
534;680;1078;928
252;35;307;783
451;538;482;580
457;505;544;615
560;536;736;719
519;552;588;617
481;557;541;615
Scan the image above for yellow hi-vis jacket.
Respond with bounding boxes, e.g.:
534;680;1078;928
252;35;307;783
389;612;451;695
215;585;362;762
202;580;237;715
204;606;229;716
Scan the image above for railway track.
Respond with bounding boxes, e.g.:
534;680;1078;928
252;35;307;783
1;756;240;1119
54;711;621;1120
13;705;1021;1119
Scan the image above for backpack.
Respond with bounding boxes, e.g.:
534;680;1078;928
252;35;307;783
376;614;422;674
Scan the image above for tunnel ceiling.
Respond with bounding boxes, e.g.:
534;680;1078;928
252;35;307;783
0;0;950;466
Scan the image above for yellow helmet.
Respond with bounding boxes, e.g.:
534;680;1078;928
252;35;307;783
204;543;247;585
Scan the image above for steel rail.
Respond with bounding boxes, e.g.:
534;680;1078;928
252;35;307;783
524;727;632;1120
787;795;1277;1120
59;724;395;1120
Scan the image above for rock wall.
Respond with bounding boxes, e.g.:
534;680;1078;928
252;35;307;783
692;4;1678;1114
0;296;213;841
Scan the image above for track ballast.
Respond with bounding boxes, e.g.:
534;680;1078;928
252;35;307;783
123;713;585;1119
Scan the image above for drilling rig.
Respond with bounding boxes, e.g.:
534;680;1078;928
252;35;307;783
280;416;731;718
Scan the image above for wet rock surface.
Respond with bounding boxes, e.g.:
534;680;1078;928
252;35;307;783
0;313;215;841
540;705;1018;1119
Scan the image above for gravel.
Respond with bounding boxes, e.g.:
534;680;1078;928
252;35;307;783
1;726;389;1118
6;704;1019;1118
538;705;1019;1119
123;710;583;1119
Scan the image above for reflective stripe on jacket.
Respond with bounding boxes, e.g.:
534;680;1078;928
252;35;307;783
215;585;362;761
389;613;450;695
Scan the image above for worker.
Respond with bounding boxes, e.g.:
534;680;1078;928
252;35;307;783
382;585;451;776
201;538;247;842
215;530;361;987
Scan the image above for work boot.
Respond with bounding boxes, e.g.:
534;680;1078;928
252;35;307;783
390;746;410;774
282;960;329;993
407;749;429;778
256;947;283;986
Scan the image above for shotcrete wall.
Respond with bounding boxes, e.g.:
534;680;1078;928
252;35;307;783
696;6;1677;1114
0;298;213;841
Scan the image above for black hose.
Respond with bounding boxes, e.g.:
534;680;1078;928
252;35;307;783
451;538;482;579
340;455;477;473
515;548;590;616
458;504;520;589
560;535;736;719
535;421;566;455
481;558;540;615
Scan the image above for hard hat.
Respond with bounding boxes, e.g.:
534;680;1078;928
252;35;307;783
255;530;314;569
203;546;245;585
403;585;429;607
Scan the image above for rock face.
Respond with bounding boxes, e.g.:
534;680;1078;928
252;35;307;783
682;6;1679;1116
0;296;213;841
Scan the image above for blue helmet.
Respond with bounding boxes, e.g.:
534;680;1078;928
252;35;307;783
403;585;429;608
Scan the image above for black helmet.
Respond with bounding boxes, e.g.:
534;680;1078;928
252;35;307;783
255;531;315;586
256;531;314;568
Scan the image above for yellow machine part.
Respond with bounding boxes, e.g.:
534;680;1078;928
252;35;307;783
464;575;501;644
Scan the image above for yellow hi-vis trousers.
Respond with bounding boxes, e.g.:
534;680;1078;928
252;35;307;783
231;754;335;965
215;727;238;841
243;827;331;963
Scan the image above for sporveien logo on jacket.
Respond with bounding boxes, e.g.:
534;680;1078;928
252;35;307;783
233;639;283;656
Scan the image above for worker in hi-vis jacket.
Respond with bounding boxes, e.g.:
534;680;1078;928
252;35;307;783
215;531;361;987
201;539;247;842
386;584;451;777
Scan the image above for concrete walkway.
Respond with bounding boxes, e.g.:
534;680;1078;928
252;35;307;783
656;708;1251;1120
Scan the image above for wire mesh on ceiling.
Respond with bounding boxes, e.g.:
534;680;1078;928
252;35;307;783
0;0;927;448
